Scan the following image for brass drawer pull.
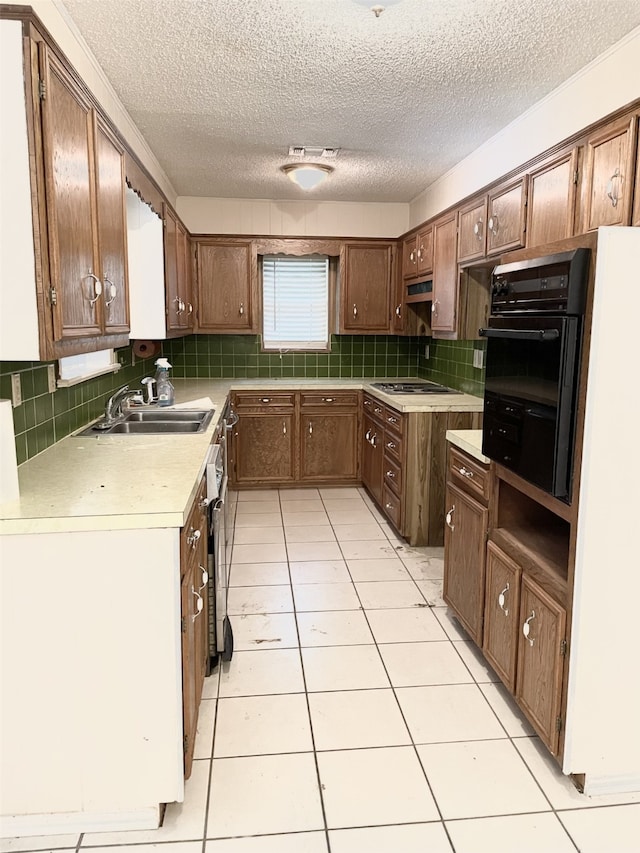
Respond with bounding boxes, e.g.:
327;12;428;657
187;528;201;549
523;611;536;646
458;466;474;478
445;505;455;531
498;583;510;615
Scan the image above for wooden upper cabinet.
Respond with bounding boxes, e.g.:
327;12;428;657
516;575;566;755
196;241;253;332
94;117;129;334
487;176;528;255
176;222;193;331
416;226;433;276
526;149;578;248
341;243;393;332
402;235;418;280
458;197;487;263
634;121;640;228
39;44;101;339
163;205;181;332
431;214;458;334
583;115;637;230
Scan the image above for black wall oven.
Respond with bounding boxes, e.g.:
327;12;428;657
480;248;590;502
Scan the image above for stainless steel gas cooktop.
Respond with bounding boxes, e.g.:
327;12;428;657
370;381;461;395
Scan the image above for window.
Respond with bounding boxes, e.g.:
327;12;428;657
262;254;330;351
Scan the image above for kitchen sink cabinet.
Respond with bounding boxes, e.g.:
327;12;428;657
233;411;295;484
0;27;132;360
443;444;491;644
430;213;458;334
526;148;579;248
457;196;487;264
340;242;394;332
486;176;528;256
195;240;256;333
582;114;637;231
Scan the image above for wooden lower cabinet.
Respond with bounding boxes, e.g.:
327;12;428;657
482;542;521;692
234;412;295;484
443;482;488;645
301;410;358;481
516;574;567;755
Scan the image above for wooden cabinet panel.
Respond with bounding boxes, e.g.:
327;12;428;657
300;392;359;407
483;542;521;692
362;411;383;505
527;149;578;248
458;197;487;263
177;222;193;331
234;413;295;484
196;241;253;331
382;483;402;529
416;226;433;276
300;411;358;481
39;44;101;339
516;575;566;755
633;121;640;227
164;206;180;331
180;562;197;779
341;243;392;331
583;115;637;230
431;214;458;333
402;235;418;280
487;177;528;255
95;118;129;334
443;482;488;644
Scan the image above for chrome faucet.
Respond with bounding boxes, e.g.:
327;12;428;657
103;384;140;424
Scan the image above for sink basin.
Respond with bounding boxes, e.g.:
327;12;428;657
76;408;214;436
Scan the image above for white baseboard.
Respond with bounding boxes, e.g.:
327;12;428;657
583;773;640;797
0;806;161;837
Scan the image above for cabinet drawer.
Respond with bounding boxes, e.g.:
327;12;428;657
383;407;403;437
383;454;402;497
449;446;490;503
301;391;359;408
363;394;385;421
383;431;403;462
233;393;295;409
382;484;402;530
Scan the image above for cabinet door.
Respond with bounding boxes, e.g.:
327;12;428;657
487;177;528;255
197;242;253;331
633;122;640;228
527;149;578;248
234;413;295;484
95;117;129;334
516;575;566;755
163;206;182;331
362;412;383;505
300;411;358;481
583;115;637;230
176;222;192;330
431;214;458;333
402;236;418;280
39;44;101;339
181;561;197;779
483;542;521;692
341;243;392;331
416;226;433;276
458;197;487;263
443;482;488;644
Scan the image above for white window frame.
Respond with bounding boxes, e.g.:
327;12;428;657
261;254;331;352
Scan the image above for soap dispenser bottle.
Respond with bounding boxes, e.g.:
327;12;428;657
154;358;175;407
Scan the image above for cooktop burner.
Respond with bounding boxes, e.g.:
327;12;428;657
371;381;461;395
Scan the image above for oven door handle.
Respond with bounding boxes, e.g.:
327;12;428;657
479;328;560;342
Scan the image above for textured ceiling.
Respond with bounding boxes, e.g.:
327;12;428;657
59;0;640;202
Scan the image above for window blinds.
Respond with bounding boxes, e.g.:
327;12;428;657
262;254;329;350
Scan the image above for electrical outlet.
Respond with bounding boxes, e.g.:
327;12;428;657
473;348;484;369
47;364;57;393
11;374;22;407
424;344;430;360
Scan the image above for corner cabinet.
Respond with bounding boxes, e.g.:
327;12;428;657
0;24;131;360
340;242;393;332
195;240;256;332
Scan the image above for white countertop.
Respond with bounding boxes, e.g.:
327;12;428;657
1;378;482;535
445;429;490;464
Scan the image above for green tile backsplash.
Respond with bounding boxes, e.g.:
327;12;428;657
1;335;485;466
0;347;157;465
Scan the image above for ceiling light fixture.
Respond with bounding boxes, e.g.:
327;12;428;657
352;0;402;17
281;163;333;190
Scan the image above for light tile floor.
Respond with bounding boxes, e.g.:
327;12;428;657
3;487;640;853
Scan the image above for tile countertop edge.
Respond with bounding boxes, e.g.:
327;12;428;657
446;429;490;464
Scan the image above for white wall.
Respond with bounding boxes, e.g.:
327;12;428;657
176;197;410;238
1;0;177;205
409;27;640;227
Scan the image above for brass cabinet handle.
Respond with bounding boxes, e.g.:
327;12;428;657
606;167;621;208
198;565;209;592
283;421;287;435
187;527;201;548
498;583;510;615
458;466;474;478
386;441;396;450
488;214;499;235
395;304;402;318
85;270;103;306
191;586;204;621
523;610;536;646
386;470;395;478
308;422;313;435
473;220;483;240
445;505;455;531
387;416;398;424
353;303;358;317
261;397;271;403
104;277;117;307
322;397;334;403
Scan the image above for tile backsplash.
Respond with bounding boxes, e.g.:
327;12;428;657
1;335;485;465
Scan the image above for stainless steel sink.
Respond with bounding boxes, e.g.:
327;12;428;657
76;408;214;436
